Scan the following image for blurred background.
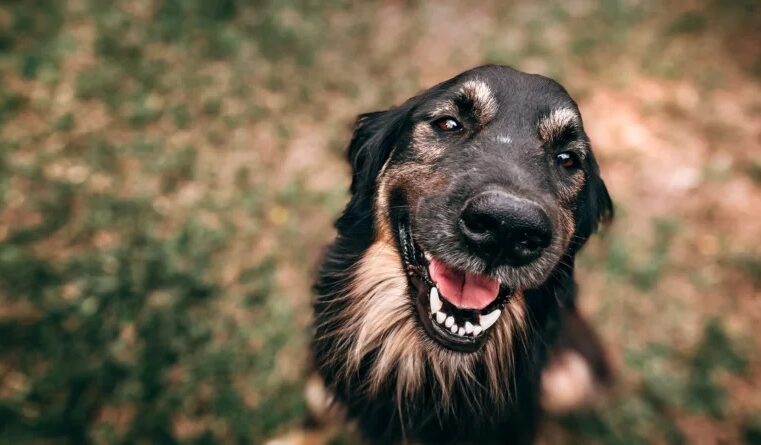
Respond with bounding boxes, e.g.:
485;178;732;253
0;0;759;444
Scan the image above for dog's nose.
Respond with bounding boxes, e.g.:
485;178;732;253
459;191;552;266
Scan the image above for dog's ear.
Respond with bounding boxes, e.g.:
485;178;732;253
336;107;410;234
571;153;613;252
347;109;408;196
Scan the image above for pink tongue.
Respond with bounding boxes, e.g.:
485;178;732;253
428;258;500;310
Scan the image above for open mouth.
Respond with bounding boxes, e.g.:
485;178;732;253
394;210;513;353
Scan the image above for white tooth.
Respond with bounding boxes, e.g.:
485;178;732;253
435;312;446;324
479;309;501;330
429;287;442;313
424;251;432;261
473;325;483;336
450;324;458;333
464;322;474;334
444;316;455;328
458;327;465;336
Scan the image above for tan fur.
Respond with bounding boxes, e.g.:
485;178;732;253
405;80;497;164
264;430;333;445
321;238;528;409
411;123;446;163
372;163;531;406
558;207;576;253
459;80;498;123
540;350;597;413
312;101;574;424
555;163;583;250
304;373;343;426
537;107;579;143
374;160;399;243
537;108;586;238
375;161;447;241
556;171;585;205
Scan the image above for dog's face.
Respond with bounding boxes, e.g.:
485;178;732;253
346;66;612;354
315;67;612;420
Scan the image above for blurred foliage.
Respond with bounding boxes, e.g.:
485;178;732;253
0;141;306;443
0;0;759;444
0;2;323;442
603;217;679;290
560;320;749;444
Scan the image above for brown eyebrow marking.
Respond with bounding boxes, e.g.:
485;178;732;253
427;80;498;126
458;79;498;124
537;108;581;143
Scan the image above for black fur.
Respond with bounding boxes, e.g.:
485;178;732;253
312;65;613;445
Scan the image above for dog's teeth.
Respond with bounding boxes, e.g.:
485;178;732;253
458;327;465;336
435;311;446;324
444;316;455;328
429;287;442;313
424;251;432;261
464;322;474;334
450;324;458;334
479;309;501;330
473;325;483;336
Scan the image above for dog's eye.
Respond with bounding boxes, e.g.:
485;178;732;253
556;152;579;169
432;117;462;132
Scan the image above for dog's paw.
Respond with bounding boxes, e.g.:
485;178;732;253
540;349;599;413
264;430;331;445
304;374;341;425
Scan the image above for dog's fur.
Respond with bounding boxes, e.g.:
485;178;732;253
310;65;613;445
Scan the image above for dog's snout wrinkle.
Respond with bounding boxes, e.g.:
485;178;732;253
459;190;551;267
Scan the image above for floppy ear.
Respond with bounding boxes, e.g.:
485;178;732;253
336;107;410;235
571;154;613;253
347;111;399;196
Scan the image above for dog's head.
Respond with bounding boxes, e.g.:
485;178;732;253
317;66;612;418
340;66;611;354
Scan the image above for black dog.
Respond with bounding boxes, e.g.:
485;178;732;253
311;65;613;445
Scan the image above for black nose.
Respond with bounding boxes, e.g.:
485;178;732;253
459;191;552;267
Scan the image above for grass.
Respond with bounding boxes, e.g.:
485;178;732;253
0;1;759;444
556;319;750;444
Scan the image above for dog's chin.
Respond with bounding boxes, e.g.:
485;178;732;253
393;215;514;353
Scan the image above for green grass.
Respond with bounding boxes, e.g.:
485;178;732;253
560;319;750;444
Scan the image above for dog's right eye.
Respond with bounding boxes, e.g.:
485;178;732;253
432;117;462;132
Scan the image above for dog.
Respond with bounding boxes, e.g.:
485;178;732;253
308;65;613;445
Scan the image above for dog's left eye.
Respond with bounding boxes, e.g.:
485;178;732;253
556;152;580;169
432;117;462;132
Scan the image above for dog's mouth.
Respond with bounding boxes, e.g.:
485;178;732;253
394;210;513;353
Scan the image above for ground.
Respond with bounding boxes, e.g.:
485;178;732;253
0;1;760;444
